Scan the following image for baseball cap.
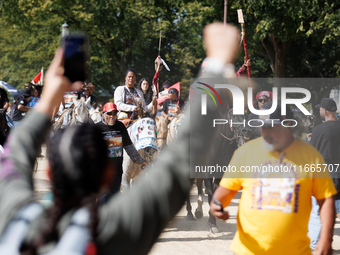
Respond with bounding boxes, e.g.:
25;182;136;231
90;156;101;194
315;98;337;112
22;88;31;97
256;91;273;101
259;101;293;126
103;102;117;113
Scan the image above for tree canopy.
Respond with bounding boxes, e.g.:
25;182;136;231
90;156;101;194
0;0;339;100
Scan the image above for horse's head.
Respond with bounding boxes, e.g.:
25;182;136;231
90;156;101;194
131;117;158;161
167;114;185;145
72;98;90;125
155;115;168;151
132;104;157;121
89;108;103;124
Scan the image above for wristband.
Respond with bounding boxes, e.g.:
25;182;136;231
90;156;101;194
202;57;235;77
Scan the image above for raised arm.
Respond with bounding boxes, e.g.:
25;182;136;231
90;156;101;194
0;48;82;234
96;22;240;255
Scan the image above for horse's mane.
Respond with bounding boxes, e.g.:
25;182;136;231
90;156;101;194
54;98;91;130
135;104;157;120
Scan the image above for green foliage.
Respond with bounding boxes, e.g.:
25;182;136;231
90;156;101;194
0;0;212;96
0;0;339;100
231;0;340;78
0;16;61;88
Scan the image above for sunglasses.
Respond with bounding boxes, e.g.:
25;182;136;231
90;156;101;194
258;98;269;103
106;111;117;116
168;90;175;94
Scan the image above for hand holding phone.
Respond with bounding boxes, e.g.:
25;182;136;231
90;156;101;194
213;197;224;212
210;197;229;221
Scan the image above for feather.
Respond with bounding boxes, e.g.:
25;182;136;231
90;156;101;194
160;57;170;71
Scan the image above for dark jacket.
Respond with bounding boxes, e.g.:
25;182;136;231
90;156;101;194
0;108;192;254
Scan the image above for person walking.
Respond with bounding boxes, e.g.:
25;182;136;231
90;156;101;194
12;88;32;126
95;102;147;198
308;98;340;250
211;103;336;255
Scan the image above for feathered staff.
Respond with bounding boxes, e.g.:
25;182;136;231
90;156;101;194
152;31;170;99
238;9;254;107
237;9;251;79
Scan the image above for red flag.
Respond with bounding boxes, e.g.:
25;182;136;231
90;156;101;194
31;68;44;85
157;82;180;105
152;72;159;98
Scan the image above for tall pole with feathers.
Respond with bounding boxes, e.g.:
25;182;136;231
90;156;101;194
152;31;170;99
237;9;251;79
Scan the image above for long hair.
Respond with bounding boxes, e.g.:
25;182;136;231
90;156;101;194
24;124;108;255
137;78;153;105
0;110;9;145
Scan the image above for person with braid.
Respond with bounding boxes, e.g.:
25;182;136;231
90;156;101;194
0;22;240;255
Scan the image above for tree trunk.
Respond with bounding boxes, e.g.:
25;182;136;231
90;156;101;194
271;35;293;78
261;36;275;74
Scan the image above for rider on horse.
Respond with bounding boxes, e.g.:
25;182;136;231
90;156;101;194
114;68;155;126
160;88;184;124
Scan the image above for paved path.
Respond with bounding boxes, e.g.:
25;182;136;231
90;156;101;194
33;147;340;255
149;189;340;255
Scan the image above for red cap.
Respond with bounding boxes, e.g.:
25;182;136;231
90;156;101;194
256;91;273;101
103;102;117;113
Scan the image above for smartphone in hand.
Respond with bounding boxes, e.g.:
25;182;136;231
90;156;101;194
213;197;224;212
62;34;89;83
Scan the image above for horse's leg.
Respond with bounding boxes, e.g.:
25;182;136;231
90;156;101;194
186;194;194;220
121;149;133;192
194;178;204;219
197;178;203;195
185;175;194;220
213;177;221;190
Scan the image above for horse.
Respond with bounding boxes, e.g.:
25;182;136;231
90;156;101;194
0;109;9;146
166;114;185;145
89;108;103;124
155;115;168;151
178;106;240;233
121;107;158;191
164;114;209;223
54;98;91;131
162;114;214;224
